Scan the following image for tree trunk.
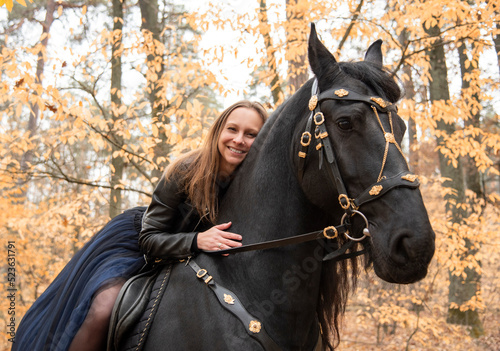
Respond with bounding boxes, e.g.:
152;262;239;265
258;0;283;105
425;22;482;335
139;0;168;181
398;29;419;173
492;3;500;75
17;0;56;197
109;0;124;218
454;39;484;337
285;0;309;93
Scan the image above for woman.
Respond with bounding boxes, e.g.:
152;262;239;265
13;101;268;351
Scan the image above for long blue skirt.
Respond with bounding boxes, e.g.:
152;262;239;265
12;207;147;351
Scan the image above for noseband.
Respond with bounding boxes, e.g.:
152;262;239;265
297;79;420;242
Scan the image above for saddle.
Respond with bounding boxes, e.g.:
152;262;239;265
107;263;171;351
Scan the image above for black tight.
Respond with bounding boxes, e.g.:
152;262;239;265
68;281;125;351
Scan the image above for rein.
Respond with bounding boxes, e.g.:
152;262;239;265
204;79;420;262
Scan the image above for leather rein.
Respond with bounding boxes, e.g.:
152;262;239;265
204;78;421;262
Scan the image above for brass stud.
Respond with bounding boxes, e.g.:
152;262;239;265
223;294;235;305
369;185;383;196
309;95;318;111
249;320;262;333
335;89;349;97
384;133;396;144
402;174;419;182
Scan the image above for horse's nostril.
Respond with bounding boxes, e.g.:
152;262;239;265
390;232;413;265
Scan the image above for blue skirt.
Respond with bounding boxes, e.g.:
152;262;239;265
13;207;147;351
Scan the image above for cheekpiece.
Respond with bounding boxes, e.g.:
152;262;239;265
309;95;318;111
334;89;349;97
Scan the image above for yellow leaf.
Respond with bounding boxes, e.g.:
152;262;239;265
82;5;87;15
57;5;62;17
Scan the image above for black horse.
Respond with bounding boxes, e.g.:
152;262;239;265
110;24;435;351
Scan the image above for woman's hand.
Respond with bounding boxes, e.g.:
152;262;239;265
197;222;242;255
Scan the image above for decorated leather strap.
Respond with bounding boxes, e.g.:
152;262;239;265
187;259;282;351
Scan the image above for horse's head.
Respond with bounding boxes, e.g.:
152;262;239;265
296;24;435;284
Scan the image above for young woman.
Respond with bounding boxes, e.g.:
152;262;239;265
13;101;268;351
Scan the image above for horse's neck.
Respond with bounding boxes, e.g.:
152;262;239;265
219;93;321;239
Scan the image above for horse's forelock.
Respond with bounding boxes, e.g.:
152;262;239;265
338;61;403;102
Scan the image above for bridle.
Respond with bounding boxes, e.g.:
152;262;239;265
297;78;420;244
204;78;420;261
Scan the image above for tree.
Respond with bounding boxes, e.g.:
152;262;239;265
109;0;125;218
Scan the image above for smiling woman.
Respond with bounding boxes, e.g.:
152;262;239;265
217;107;264;177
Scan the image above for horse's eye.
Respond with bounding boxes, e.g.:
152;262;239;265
337;119;352;130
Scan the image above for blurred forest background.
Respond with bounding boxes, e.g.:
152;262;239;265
1;0;499;350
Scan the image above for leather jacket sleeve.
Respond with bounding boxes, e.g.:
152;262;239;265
139;173;200;260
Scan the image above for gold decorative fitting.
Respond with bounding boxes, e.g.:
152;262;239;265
384;133;396;144
204;275;213;284
338;194;351;210
369;185;383;196
316;143;322;150
402;174;419;182
370;97;388;108
301;132;311;147
309;95;318;111
314;112;325;125
323;226;338;239
298;151;306;158
335;89;349;97
196;269;207;278
224;294;235;305
249;320;262;333
319;131;328;139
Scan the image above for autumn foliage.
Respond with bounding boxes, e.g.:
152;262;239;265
1;0;499;350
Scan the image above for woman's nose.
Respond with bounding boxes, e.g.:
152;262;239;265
233;133;245;144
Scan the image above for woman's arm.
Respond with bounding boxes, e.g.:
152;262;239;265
139;174;243;260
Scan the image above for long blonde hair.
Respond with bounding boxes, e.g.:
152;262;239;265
164;101;268;223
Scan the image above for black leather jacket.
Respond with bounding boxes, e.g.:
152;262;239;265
139;173;207;261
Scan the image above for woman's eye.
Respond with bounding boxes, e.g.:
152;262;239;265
337;119;352;131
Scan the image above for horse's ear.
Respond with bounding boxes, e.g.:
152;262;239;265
364;39;383;68
308;23;338;78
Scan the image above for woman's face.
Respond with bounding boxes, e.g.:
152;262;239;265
217;107;264;177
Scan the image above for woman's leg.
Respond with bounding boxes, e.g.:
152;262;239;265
68;280;125;351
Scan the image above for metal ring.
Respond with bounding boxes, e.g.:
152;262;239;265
338;194;350;210
300;132;311;147
341;210;371;242
323;226;338;239
314;112;325;125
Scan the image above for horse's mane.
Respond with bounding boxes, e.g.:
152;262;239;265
317;60;403;350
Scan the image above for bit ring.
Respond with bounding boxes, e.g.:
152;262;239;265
341;210;371;242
